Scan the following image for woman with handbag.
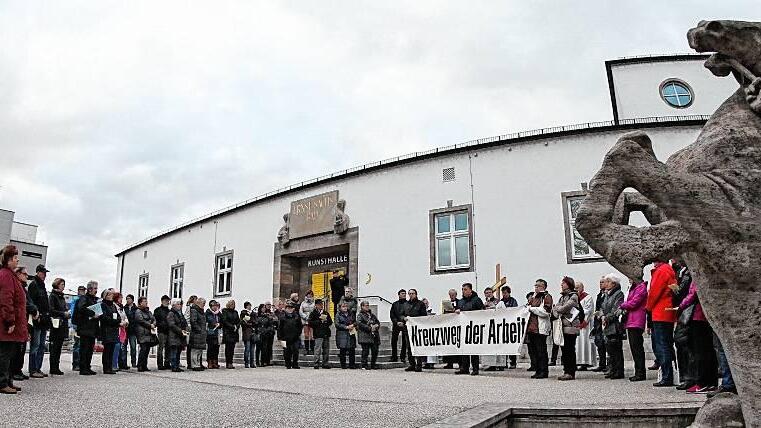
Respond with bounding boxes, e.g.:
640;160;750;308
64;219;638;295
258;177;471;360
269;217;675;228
619;278;648;381
601;273;625;380
47;278;70;376
134;297;157;372
255;304;273;366
552;276;581;381
205;300;222;369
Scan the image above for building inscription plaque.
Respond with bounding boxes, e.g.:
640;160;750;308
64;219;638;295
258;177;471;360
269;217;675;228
288;190;339;239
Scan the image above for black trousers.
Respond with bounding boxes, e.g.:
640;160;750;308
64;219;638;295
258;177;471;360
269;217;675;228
254;340;262;365
627;328;646;377
606;336;624;377
506;355;517;367
207;342;220;361
459;355;480;373
138;343;151;370
0;341;16;388
49;336;65;372
689;320;718;387
261;334;274;364
102;342;116;372
401;329;414;363
283;340;299;368
391;324;407;360
561;334;577;376
594;331;607;369
10;342;25;375
551;344;559;363
528;333;548;375
80;336;96;372
338;348;356;368
224;342;235;365
675;325;693;384
361;342;379;368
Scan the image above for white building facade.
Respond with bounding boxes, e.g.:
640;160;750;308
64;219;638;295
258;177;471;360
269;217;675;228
115;54;737;321
1;209;48;271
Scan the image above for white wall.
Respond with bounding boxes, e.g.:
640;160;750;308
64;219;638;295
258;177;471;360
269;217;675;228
116;124;703;312
11;222;38;243
611;58;737;120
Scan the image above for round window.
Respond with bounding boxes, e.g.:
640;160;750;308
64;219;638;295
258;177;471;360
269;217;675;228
660;79;693;108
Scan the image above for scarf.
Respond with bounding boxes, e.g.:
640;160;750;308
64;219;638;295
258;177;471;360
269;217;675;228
579;291;589;301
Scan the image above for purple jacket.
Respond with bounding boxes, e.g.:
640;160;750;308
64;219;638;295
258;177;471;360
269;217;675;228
620;281;648;329
678;282;706;321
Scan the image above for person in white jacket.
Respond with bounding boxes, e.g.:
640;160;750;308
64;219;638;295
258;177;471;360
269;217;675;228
575;282;597;370
527;279;553;379
300;290;316;356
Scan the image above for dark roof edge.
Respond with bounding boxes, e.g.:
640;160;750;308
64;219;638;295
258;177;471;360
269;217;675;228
115;115;709;256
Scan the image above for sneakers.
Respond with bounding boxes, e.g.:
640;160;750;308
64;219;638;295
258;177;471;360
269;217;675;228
688;385;717;394
0;386;17;394
558;374;575;381
30;372;45;379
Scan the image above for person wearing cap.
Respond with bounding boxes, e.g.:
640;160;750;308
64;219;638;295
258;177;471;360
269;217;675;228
278;301;302;369
47;278;70;375
153;295;172;370
69;285;86;372
166;299;188;372
308;299;332;369
74;280;100;375
27;264;51;378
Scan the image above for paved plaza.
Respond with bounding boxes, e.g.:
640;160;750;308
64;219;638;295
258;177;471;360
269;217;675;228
0;354;705;427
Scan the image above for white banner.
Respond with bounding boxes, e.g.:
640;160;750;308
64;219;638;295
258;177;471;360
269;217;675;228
407;307;530;356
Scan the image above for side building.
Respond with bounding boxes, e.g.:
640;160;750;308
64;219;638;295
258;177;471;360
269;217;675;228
115;54;737;320
1;209;48;271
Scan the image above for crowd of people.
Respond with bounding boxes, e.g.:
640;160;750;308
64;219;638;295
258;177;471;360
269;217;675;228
0;245;737;400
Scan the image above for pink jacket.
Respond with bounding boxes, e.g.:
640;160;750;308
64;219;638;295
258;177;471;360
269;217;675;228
678;282;706;321
620;281;648;329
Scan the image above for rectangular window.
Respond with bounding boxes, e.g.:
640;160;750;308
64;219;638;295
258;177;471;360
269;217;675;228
430;205;474;274
138;273;149;299
214;251;233;296
170;263;184;300
562;192;603;263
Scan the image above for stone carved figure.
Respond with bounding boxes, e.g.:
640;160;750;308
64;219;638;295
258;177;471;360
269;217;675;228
277;213;290;247
334;199;350;235
576;20;761;426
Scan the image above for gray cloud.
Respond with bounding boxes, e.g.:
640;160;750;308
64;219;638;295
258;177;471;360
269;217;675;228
0;1;752;289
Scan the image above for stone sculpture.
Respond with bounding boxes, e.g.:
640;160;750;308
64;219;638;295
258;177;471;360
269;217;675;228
576;20;761;426
334;199;350;234
277;213;290;247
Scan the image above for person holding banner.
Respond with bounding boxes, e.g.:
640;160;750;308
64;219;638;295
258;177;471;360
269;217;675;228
483;287;505;371
455;283;485;376
496;286;519;369
527;279;553;379
442;289;459;369
403;289;427;372
552;277;581;381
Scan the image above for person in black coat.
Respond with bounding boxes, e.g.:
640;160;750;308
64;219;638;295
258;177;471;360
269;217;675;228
220;300;240;369
124;294;138;368
278;302;303;369
329;271;348;315
166;299;188;372
591;278;608;372
256;304;275;366
99;290;122;375
389;289;407;363
455;283;485;376
153;295;171;370
74;281;100;375
403;289;427;372
308;299;332;369
47;278;70;375
27;265;50;377
670;259;693;389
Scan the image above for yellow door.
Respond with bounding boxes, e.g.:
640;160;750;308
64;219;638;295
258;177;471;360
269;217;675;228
311;270;345;316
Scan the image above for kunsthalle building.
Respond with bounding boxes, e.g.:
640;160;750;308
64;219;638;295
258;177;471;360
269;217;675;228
115;54;735;321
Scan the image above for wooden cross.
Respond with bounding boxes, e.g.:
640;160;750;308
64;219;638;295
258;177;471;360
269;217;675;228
492;263;507;291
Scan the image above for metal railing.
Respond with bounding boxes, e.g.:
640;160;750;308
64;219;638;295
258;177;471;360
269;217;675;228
117;114;709;254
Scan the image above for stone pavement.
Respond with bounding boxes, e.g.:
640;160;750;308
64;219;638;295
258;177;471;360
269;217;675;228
0;354;705;428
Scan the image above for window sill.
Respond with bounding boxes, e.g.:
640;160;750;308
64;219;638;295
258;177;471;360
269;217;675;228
431;266;473;275
567;256;605;265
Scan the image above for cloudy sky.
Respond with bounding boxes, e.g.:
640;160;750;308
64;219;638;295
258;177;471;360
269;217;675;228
0;1;752;290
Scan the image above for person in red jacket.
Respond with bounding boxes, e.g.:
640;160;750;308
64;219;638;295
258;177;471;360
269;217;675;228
0;245;28;394
646;260;678;387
